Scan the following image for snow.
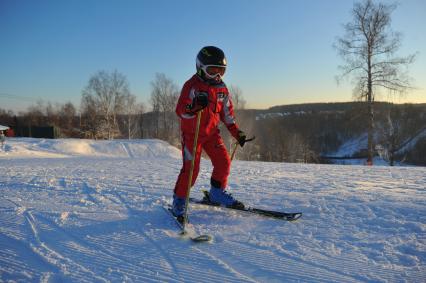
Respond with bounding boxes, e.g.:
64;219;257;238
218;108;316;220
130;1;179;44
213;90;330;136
1;138;425;282
396;127;426;155
0;138;181;159
330;134;368;158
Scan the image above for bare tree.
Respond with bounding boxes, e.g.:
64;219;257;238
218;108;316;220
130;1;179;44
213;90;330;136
81;70;130;139
376;104;407;166
122;94;136;139
134;103;146;138
59;102;77;137
149;73;179;143
229;85;247;110
80;94;101;138
335;0;415;164
121;94;145;139
25;101;44;126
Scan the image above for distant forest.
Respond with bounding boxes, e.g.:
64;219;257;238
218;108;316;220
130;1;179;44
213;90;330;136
1;101;425;166
233;102;426;166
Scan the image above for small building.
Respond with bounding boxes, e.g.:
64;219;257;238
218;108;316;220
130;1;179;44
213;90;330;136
13;126;59;139
0;125;15;137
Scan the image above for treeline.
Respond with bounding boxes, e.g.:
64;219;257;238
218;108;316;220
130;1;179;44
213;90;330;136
229;102;426;165
2;98;426;165
0;71;179;144
0;70;245;148
1;70;425;166
2;100;426;165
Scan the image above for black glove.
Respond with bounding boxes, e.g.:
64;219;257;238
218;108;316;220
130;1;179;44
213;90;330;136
237;130;247;147
190;92;208;112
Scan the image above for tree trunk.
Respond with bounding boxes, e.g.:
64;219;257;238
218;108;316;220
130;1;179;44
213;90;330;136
367;51;374;166
367;98;374;165
128;115;131;140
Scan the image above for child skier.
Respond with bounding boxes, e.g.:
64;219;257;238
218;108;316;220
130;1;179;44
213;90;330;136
172;46;247;221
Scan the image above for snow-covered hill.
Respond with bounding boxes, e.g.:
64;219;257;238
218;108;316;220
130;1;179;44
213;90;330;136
0;138;425;282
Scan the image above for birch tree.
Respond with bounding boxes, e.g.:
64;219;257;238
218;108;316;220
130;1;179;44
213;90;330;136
335;0;415;164
81;70;130;139
122;94;145;139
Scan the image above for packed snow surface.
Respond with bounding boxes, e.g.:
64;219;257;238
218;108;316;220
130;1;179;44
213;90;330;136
0;138;425;282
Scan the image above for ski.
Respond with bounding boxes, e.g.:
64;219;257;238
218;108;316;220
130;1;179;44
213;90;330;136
163;204;213;243
190;191;302;221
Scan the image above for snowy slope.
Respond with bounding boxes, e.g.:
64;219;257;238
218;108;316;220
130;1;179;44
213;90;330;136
327;134;393;166
0;138;425;282
396;127;426;155
330;134;368;158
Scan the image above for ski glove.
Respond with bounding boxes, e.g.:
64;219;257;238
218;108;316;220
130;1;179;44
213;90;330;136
190;92;209;113
237;130;247;147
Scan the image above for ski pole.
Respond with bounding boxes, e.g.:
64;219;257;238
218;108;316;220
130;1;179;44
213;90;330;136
230;142;239;162
182;110;203;231
230;136;256;162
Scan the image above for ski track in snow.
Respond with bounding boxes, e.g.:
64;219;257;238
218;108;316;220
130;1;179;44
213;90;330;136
0;139;425;282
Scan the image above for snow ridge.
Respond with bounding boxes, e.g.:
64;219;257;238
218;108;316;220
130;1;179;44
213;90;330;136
0;138;181;159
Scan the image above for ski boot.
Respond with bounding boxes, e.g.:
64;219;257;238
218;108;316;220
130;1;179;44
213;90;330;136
172;195;186;224
208;187;244;209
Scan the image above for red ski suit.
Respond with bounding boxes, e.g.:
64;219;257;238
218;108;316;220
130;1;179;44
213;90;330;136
174;75;240;198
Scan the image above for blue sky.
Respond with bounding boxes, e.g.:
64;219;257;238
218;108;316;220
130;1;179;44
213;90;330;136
1;0;425;112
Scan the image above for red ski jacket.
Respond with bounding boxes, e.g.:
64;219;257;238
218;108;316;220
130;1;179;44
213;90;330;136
176;75;240;139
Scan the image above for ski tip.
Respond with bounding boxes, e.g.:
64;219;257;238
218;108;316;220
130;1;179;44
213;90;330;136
191;234;213;243
287;213;302;221
181;230;213;242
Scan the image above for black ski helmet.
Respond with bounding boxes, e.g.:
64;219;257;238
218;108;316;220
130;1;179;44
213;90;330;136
196;46;227;79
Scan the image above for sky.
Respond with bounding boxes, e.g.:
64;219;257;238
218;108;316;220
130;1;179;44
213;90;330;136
0;0;425;112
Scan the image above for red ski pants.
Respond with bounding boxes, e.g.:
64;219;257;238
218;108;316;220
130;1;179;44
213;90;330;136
174;131;230;198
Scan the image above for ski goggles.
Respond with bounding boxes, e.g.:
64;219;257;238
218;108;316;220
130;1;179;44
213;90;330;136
202;65;226;79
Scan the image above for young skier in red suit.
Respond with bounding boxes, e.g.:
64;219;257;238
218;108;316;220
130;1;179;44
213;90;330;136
172;46;247;220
